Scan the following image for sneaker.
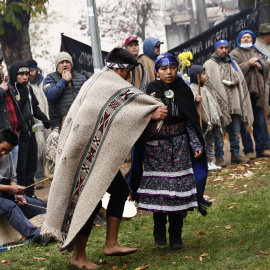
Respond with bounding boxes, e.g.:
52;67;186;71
245;153;256;160
207;156;214;162
257;150;270;158
208;161;222;171
231;155;249;164
94;213;107;226
35;182;44;190
34;235;55;246
215;157;226;168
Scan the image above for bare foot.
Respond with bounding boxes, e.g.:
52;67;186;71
103;244;137;256
70;256;100;269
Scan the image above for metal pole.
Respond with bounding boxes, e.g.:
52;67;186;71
87;0;104;73
188;0;197;39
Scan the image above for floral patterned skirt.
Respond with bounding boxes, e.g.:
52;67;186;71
138;123;198;213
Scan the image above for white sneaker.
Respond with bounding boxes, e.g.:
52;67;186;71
208;161;222;171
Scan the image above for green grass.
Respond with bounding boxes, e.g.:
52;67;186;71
1;160;270;269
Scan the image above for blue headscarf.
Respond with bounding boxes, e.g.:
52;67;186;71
236;30;268;59
154;53;178;72
214;39;238;71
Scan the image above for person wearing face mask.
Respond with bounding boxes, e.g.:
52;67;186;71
203;40;253;167
230;30;270;159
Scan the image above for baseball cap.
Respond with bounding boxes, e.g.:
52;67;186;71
155;40;164;47
125;36;139;47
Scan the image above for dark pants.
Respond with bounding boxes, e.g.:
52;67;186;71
79;170;129;236
153;212;185;238
17;135;38;196
0;195;46;241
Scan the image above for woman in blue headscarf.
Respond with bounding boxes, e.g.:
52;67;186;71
136;53;210;250
230;30;270;159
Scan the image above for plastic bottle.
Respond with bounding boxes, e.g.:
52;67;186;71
32;123;44;133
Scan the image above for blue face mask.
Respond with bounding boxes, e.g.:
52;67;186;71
240;43;253;49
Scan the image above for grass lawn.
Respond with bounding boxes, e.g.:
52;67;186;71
1;159;270;269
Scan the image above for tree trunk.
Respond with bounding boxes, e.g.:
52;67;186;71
238;0;270;24
0;3;32;70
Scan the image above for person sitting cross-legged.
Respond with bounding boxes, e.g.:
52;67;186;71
0;128;53;245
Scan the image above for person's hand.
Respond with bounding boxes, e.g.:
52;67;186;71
42;118;51;129
194;150;203;158
10;184;25;195
151;106;168;120
248;57;259;67
0;80;8;91
62;70;72;82
15;195;27;206
196;95;202;102
255;62;262;70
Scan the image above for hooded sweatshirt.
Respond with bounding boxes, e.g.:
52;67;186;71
143;37;159;60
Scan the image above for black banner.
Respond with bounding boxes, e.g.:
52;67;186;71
168;7;260;66
60;34;108;79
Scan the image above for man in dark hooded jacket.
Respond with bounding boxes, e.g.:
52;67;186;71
9;61;51;197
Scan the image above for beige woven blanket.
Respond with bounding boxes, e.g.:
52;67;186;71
41;68;163;251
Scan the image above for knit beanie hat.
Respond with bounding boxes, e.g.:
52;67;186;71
55;52;73;69
9;60;30;87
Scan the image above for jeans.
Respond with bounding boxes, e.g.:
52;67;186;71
11;144;19;169
203;129;215;159
0;195;46;241
17;135;37;197
241;98;267;155
35;160;45;182
215;114;241;158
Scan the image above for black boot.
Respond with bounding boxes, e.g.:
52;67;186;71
168;213;183;249
153;212;167;245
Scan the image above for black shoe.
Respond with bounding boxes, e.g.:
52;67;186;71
34;235;55;246
170;236;183;249
154;234;167;245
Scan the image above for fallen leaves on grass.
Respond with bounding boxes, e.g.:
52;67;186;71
33;257;47;260
185;256;194;260
140;226;148;230
198;231;205;235
226;203;238;209
199;253;210;261
243;170;254;178
99;259;108;264
225;225;234;230
39;268;46;270
238;239;245;244
1;260;9;264
134;264;150;270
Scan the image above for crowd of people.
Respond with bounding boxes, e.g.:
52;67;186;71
0;22;270;269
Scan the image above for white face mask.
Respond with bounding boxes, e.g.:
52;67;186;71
240;43;253;49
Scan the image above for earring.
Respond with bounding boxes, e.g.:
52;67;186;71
157;76;160;80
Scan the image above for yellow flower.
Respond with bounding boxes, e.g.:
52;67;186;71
178;53;185;61
187;51;193;60
186;60;191;67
